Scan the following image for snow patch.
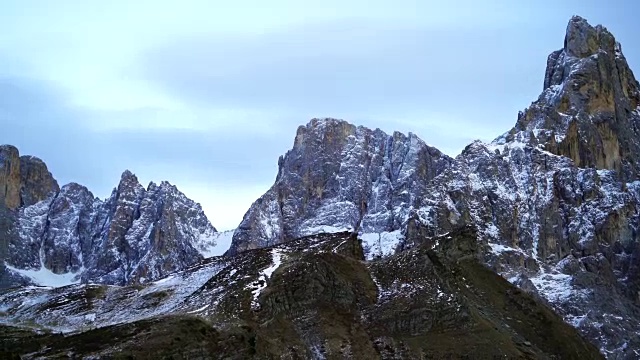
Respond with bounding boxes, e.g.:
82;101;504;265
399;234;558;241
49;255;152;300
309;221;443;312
360;230;404;260
529;272;574;302
488;243;523;255
301;225;352;236
5;263;81;288
187;304;209;314
482;223;500;239
251;249;284;309
198;229;235;258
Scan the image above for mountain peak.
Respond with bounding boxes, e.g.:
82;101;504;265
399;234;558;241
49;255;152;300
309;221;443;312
293;118;357;151
120;169;137;181
60;182;92;195
0;145;59;208
543;16;619;90
159;180;175;188
0;144;21;209
0;144;19;154
503;16;640;180
19;154;59;207
308;117;348;127
563;15;616;59
116;169;143;193
2;152;220;288
230;118;453;255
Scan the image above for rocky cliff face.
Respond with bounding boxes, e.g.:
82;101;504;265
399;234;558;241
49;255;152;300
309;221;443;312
406;140;640;357
503;16;640;181
19;155;61;208
228;16;640;358
0;145;23;210
0;145;61;287
229;118;452;255
0;147;221;287
0;146;59;210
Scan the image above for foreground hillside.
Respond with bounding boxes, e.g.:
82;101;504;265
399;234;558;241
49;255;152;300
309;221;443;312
0;228;601;359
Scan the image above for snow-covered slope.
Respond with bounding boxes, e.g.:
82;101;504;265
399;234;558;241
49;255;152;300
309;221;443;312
408;140;640;356
0;233;340;333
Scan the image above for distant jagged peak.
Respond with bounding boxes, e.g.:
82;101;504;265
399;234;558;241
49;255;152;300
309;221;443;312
59;182;94;197
298;117;354;134
110;170;193;207
1;145;222;288
306;117;351;129
147;180;158;191
115;169;143;192
119;169;138;183
229;115;455;255
293;117;357;148
159;180;178;191
19;154;47;165
293;117;443;155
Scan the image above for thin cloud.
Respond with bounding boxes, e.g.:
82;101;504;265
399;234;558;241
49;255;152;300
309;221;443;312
0;77;287;200
139;21;546;114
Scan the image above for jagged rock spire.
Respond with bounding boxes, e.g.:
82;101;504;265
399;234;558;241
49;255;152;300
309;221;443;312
564;15;617;58
0;145;59;210
501;16;640;180
0;145;21;209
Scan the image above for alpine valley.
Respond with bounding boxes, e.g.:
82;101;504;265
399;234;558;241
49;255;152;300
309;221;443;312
1;16;639;359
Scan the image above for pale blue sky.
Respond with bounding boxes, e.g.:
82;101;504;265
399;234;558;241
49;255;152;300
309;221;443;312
1;1;639;230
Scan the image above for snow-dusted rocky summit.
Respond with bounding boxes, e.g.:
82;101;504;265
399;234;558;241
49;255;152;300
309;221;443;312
504;15;640;182
228;118;453;256
230;16;640;357
0;146;220;288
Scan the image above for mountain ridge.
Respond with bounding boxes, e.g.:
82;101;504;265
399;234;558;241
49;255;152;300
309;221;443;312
225;15;640;357
1;15;639;359
0;145;224;288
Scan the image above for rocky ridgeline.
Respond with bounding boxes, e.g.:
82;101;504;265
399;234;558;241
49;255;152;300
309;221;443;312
228;16;640;357
0;146;220;287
